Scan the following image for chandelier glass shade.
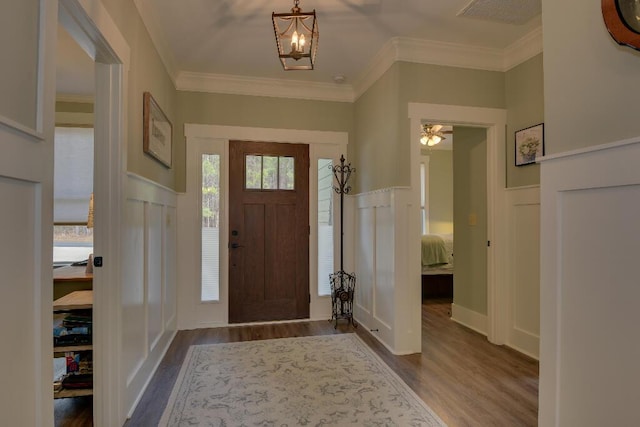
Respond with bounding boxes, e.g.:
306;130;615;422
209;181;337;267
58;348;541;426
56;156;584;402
272;0;319;70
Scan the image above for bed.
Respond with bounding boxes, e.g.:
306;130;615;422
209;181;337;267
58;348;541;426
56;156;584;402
421;233;453;299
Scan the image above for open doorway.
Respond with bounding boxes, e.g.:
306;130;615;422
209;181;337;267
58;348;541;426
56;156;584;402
53;19;96;426
53;0;129;425
409;103;508;346
420;126;489;326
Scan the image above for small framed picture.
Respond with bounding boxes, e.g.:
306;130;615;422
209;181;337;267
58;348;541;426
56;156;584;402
515;123;544;166
143;92;172;168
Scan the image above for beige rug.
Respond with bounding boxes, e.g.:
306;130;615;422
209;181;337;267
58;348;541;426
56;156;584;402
159;334;446;426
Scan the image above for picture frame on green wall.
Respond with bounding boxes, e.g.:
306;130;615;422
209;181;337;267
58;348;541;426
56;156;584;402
515;123;544;166
143;92;172;168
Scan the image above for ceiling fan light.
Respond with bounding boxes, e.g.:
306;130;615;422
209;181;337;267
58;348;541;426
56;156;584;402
428;135;442;146
420;135;428;145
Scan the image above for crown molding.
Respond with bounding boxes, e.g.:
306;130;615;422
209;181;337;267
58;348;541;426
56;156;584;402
133;0;178;85
176;72;355;103
351;39;398;101
502;27;543;71
396;37;505;71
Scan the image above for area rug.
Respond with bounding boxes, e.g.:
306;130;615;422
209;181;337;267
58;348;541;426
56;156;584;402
159;334;446;426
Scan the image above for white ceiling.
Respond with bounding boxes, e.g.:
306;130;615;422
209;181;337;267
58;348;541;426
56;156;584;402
56;0;542;97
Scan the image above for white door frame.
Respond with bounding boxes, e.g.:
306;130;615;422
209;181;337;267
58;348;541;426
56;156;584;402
408;103;508;344
58;1;130;425
179;124;348;329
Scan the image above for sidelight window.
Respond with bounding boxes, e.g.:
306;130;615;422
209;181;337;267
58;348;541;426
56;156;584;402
201;154;220;302
317;158;334;296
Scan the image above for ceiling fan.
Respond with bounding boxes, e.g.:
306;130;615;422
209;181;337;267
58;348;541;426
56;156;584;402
420;124;452;146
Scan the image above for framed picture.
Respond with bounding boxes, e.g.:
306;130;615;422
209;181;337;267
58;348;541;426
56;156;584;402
143;92;172;168
515;123;544;166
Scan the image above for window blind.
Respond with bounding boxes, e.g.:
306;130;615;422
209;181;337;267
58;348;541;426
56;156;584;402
54;127;94;223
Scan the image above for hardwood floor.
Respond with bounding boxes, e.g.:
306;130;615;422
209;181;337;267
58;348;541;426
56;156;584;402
56;299;539;426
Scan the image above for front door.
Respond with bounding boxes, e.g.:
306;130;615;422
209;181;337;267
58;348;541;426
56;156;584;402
228;140;310;323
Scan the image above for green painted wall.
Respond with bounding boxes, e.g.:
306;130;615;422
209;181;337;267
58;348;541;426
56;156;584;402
353;64;401;192
506;54;544;188
453;126;488;315
542;0;640;154
55;101;94;114
100;0;179;190
354;61;505;193
424;149;453;234
175;91;355;192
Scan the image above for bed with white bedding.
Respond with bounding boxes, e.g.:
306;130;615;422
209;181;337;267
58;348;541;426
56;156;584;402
421;233;453;298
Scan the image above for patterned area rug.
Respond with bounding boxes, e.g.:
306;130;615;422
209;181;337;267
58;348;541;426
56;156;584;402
159;334;446;426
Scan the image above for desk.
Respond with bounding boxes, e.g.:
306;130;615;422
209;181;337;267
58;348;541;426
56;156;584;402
53;266;93;300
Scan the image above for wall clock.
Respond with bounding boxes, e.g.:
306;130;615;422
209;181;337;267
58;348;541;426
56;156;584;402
602;0;640;50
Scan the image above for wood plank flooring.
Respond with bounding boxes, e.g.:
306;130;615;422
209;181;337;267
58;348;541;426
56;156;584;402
56;299;539;426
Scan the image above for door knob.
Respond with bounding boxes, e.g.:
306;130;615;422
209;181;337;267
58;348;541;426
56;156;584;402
229;242;244;249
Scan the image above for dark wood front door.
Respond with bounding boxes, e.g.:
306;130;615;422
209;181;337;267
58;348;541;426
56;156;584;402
229;140;309;323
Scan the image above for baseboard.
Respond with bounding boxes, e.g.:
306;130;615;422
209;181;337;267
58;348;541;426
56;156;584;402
451;303;488;336
126;329;177;419
508;327;540;360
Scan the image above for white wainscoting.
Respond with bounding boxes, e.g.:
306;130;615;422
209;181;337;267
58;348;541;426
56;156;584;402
122;173;177;417
353;187;421;355
539;138;640;426
506;185;540;359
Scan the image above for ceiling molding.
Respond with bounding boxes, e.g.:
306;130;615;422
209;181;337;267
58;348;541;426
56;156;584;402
352;39;398;101
502;27;543;71
396;37;505;71
176;72;355;103
133;0;178;84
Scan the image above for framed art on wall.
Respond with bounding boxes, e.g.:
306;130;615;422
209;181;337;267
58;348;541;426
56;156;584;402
143;92;172;168
515;123;544;166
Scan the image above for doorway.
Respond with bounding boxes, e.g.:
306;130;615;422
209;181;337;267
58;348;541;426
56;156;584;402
409;103;508;345
228;140;310;323
56;0;129;425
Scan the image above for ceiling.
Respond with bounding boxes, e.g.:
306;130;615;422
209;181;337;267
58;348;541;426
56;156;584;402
56;0;542;98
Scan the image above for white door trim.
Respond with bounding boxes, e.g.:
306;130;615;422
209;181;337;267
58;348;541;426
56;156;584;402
408;103;508;344
58;1;130;425
180;124;348;328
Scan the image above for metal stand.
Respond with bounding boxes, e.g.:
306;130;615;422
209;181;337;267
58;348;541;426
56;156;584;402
329;155;357;328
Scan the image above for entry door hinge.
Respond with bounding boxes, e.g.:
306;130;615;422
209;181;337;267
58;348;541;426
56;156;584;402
487;240;491;247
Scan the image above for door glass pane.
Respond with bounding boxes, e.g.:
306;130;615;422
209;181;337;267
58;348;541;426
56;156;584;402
245;155;262;189
202;154;220;301
317;158;334;296
262;156;278;190
279;156;295;190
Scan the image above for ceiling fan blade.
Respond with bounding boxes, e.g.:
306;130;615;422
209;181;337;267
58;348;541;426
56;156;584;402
431;124;443;133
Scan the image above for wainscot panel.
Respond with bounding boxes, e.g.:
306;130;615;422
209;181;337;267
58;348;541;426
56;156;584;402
123;173;178;417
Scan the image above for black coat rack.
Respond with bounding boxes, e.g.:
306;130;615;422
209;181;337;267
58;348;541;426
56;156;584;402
329;155;356;328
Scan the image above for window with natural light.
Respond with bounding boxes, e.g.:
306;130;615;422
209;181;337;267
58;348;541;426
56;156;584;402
201;154;220;302
245;155;294;190
318;158;334;296
53;127;94;266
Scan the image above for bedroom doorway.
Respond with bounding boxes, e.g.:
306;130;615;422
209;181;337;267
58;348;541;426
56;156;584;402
421;126;490;330
409;103;508;346
419;139;455;301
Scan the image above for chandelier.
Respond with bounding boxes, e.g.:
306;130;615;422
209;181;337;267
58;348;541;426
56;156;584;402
420;124;447;146
272;0;319;70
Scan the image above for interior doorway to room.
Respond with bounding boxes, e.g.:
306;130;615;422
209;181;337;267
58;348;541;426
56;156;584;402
420;125;489;306
228;140;310;323
54;1;128;425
